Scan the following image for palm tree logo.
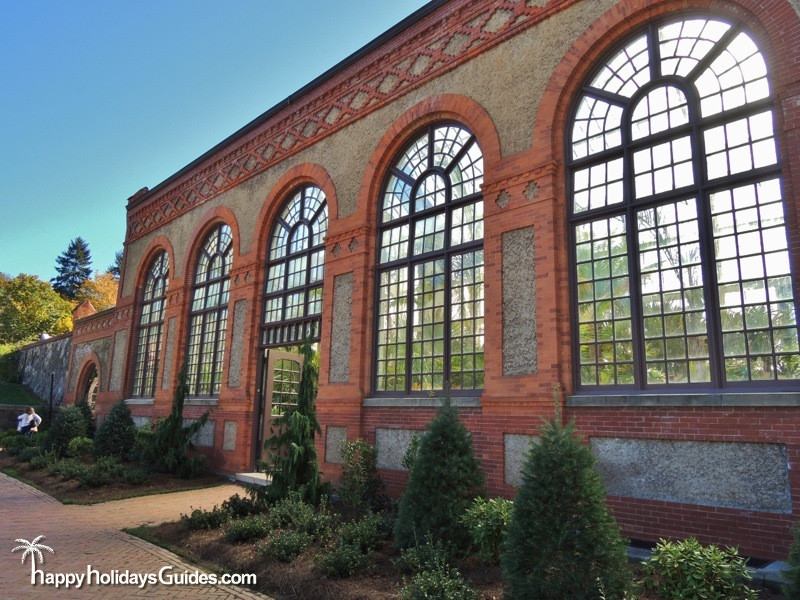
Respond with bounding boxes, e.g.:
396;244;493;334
12;535;54;581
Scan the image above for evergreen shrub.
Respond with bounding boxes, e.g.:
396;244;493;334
94;401;135;458
394;402;485;551
501;419;630;600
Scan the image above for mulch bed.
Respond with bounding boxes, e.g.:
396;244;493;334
130;520;504;600
0;453;225;504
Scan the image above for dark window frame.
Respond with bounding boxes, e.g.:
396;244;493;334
261;185;328;348
373;121;485;397
130;251;168;398
567;15;800;393
186;223;233;397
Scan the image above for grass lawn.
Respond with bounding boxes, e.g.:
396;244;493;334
0;381;41;406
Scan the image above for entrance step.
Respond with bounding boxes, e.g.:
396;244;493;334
234;472;270;487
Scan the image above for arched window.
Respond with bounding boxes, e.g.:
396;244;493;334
569;17;800;388
263;185;328;346
131;251;168;397
375;123;485;394
186;224;232;396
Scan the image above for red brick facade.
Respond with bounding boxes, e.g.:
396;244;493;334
61;0;800;559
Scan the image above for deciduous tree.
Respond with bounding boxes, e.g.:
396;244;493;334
0;274;72;343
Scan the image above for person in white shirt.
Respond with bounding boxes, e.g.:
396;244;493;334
17;407;42;435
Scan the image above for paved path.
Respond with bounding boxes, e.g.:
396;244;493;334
0;473;271;599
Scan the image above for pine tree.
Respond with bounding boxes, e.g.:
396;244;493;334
501;419;631;600
94;400;135;458
263;340;322;504
108;250;124;280
784;524;800;599
394;401;485;551
51;237;92;299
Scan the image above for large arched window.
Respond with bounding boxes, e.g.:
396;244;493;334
569;17;800;389
186;224;232;396
263;185;328;347
131;251;168;397
375;123;485;394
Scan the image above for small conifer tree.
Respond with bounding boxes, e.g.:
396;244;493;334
394;401;485;551
94;400;136;458
784;524;800;599
143;365;208;477
501;419;630;600
263;340;322;504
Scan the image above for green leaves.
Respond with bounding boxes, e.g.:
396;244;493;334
0;274;72;344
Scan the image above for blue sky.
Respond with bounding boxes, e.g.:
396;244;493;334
0;0;427;281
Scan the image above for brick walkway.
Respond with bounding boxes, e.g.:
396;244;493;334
0;473;272;599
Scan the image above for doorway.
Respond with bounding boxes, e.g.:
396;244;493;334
255;348;305;465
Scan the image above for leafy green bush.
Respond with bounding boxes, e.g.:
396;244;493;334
4;434;34;456
315;543;369;578
140;368;209;478
75;399;95;437
394;402;485;551
94;401;136;459
182;506;230;530
122;466;151;485
461;497;512;563
260;530;313;562
785;524;800;599
48;458;89;480
18;446;42;462
339;513;384;553
67;436;94;460
396;540;452;574
225;515;270;543
642;538;758;600
265;494;317;531
47;405;88;457
501;419;630;600
339;439;385;513
400;564;477;600
79;456;124;488
29;453;52;470
221;493;260;518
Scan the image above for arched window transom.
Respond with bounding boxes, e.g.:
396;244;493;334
187;224;232;395
569;17;800;388
375;123;485;394
131;251;168;397
263;185;328;346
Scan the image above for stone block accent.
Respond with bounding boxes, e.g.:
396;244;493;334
591;438;792;513
502;227;536;375
131;416;151;429
161;317;177;390
376;428;420;471
325;426;347;464
504;433;537;487
109;330;128;392
228;300;247;388
223;421;237;451
329;273;353;383
183;419;215;448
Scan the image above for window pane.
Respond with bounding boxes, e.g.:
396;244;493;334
573;158;624;213
376;268;408;392
710;179;800;381
575;215;634;385
411;259;446;391
450;251;485;390
637;199;710;384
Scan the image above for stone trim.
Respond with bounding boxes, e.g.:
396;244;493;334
363;396;481;408
123;398;155;405
185;397;219;406
568;392;800;407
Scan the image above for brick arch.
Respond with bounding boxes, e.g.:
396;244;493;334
74;353;101;401
533;0;800;192
354;93;502;229
253;163;338;267
532;0;800;390
132;235;176;297
180;205;241;290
